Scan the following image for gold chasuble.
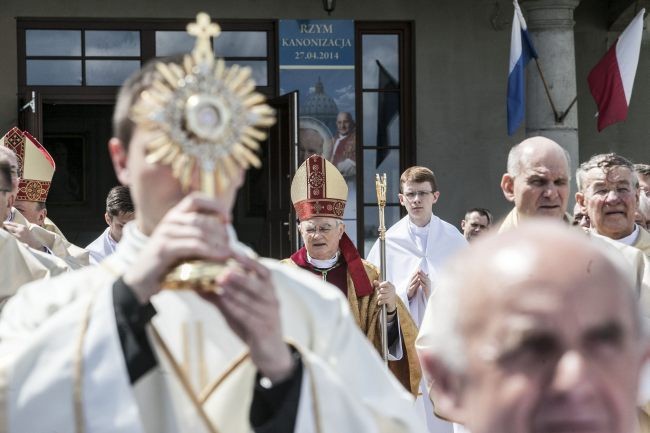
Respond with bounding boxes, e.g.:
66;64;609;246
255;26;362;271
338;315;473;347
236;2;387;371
283;252;421;396
286;154;421;396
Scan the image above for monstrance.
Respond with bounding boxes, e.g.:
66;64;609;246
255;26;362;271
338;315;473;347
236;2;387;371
129;12;276;290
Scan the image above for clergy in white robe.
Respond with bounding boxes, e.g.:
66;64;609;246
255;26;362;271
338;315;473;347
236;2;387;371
0;223;424;433
7;207;89;268
367;214;466;326
0;229;69;299
0;157;69;298
0;15;425;432
366;166;467;433
0;129;89;268
86;186;135;265
86;226;117;264
416;221;648;433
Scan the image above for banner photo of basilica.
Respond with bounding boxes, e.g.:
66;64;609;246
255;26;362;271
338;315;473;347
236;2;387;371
279;19;357;243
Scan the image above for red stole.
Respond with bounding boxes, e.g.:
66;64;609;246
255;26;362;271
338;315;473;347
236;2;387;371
289;233;374;298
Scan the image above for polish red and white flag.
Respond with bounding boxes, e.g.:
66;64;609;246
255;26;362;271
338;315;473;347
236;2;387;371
588;9;645;132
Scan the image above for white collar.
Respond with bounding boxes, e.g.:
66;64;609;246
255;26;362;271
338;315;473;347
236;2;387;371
106;228;118;247
408;217;431;235
307;250;340;269
615;224;640;246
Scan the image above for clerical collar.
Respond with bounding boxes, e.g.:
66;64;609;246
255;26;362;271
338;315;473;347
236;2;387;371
614;224;640;246
307;251;340;269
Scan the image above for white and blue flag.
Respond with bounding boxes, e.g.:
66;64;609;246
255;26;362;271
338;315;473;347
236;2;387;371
507;0;538;135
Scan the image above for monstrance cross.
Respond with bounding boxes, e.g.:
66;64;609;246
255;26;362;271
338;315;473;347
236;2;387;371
187;12;221;61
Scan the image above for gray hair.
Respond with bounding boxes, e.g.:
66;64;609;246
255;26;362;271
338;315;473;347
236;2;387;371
635;163;650;178
576;153;637;192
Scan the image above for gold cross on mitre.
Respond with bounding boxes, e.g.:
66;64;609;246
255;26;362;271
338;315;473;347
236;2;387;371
187;12;220;64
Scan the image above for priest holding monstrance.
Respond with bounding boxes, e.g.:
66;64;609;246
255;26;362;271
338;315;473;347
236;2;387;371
0;13;423;433
283;154;421;397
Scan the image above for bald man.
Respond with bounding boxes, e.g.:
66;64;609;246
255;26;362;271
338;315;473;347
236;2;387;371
416;221;649;433
499;136;570;230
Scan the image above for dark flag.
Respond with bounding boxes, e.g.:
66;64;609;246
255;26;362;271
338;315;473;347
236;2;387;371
376;60;399;168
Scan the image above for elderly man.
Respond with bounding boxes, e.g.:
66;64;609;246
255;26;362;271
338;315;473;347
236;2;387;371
283;154;421;397
576;153;650;257
461;208;492;241
0;14;422;433
86;185;135;264
499;136;570;230
416;221;649;433
0;157;67;297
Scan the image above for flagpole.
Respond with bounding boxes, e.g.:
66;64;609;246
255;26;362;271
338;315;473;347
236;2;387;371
534;58;578;124
533;58;560;121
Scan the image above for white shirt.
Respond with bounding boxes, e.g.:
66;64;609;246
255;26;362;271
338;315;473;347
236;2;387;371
615;224;641;246
86;227;118;265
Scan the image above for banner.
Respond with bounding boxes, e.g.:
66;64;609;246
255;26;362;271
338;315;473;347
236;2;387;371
279;20;357;242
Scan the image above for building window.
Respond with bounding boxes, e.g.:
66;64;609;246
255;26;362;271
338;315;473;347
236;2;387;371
18;19;275;96
357;22;414;256
25;29;141;86
155;30;269;86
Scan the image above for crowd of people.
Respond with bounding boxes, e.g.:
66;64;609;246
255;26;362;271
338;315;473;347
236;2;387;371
1;13;650;433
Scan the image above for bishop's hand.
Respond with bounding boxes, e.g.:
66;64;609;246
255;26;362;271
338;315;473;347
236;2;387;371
3;221;46;251
374;279;397;313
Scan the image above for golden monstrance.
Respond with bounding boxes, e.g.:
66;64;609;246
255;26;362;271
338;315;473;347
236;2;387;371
129;12;276;290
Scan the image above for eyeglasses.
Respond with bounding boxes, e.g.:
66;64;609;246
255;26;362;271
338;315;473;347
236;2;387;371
402;191;433;201
302;224;337;236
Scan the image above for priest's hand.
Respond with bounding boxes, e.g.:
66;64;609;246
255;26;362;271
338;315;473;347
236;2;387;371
200;254;295;383
407;270;431;300
374;280;397;313
3;222;46;251
419;270;431;299
406;271;420;300
123;193;232;304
